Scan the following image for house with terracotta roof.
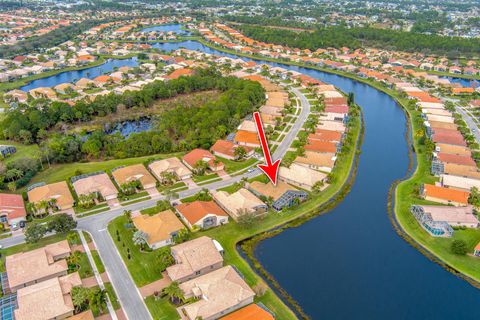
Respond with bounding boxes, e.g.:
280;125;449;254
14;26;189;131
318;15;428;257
474;242;480;257
210;140;253;160
166;236;224;283
182;149;224;172
148;157;192;182
234;130;261;148
132;209;185;249
443;163;480;180
177;266;255;320
6;240;71;292
14;272;81;320
304;140;338;154
0;193;26;229
279;163;327;191
111;164;157;192
29;87;57;99
165;68;193;80
421;183;469;206
248;181;308;211
27;181;74;214
212;189;267;221
294;151;336;173
72;172;118;203
93;75;121;86
308;130;343;143
220;304;275;320
176;200;229;230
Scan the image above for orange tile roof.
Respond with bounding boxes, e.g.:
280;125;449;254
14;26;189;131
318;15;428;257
165;68;193;80
176;200;228;225
423;184;469;205
304;140;337;153
234;130;260;146
182;148;217;168
220;304;274;320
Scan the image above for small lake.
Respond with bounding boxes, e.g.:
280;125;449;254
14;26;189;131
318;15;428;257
140;24;190;35
104;118;153;137
20;57;139;91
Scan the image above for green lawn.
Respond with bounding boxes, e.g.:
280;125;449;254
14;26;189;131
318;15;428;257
19;152;183;192
105;282;121;310
91;250;106;274
144;296;179;320
0;140;40;164
192;173;219;183
107;215;165;287
76;251;94;279
120;191;150;203
74;203;109;214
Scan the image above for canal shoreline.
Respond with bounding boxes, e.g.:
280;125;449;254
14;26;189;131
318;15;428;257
239;105;365;320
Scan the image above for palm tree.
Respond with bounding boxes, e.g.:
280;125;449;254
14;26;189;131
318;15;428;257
132;230;149;250
162;282;184;304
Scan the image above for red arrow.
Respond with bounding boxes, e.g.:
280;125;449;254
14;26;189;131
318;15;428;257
253;111;281;185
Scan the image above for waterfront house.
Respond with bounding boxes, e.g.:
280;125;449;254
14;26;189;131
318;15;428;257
279;163;327;191
248;181;308;211
6;240;71;292
308;129;343;143
0;193;26;229
14;273;81;320
177;266;255;320
410;205;453;237
316;121;346;133
304;140;338;154
220;304;275;320
294;151;336;173
443;163;480;180
441;174;480;192
175;200;229;230
148;157;192;181
182;149;224;172
27;181;74;214
417;205;479;228
132;209;184;249
421;183;469;206
474;242;480;257
111;164;157;193
211;189;267;221
166;236;224;283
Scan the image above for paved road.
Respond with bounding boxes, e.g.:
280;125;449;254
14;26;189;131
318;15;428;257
440;96;480;145
0;87;310;320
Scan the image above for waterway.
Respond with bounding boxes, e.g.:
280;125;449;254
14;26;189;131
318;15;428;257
149;41;480;319
20;57;139;91
140;24;190;35
15;40;480;318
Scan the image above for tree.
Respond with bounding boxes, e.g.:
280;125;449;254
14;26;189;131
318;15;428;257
132;230;149;250
72;286;91;313
174;229;190;244
451;239;468;255
237;209;258;227
312;180;325;194
89;288;107;314
193;160;209;175
24;223;47;243
234;146;247;160
160;171;177;186
162;281;184;304
468;187;480;207
48;214;77;233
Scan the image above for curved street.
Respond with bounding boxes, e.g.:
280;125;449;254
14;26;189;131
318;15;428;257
0;87;311;320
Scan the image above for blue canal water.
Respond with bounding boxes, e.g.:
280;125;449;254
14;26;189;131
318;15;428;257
14;40;480;318
149;41;480;319
140;24;190;35
20;57;139;91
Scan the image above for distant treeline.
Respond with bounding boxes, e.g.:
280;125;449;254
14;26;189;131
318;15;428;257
0;20;103;59
237;24;480;57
